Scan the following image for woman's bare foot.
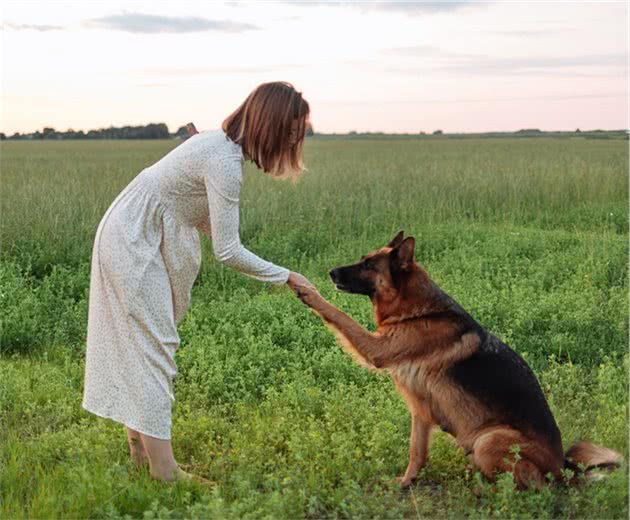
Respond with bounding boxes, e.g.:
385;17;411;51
135;432;214;486
126;427;148;466
130;448;148;466
174;467;215;486
129;438;148;466
149;466;214;486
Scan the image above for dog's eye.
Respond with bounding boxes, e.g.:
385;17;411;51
364;259;375;269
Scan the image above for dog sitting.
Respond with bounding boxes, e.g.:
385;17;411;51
292;231;622;489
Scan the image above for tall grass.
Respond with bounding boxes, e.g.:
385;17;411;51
1;138;626;273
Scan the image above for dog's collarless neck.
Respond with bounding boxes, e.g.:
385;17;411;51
379;309;452;327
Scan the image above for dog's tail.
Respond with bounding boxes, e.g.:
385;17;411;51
564;441;623;481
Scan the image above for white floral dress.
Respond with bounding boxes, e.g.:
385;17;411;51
82;129;290;439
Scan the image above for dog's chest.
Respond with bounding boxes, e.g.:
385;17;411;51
391;363;450;424
390;361;486;438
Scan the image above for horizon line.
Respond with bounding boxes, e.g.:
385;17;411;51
2;125;628;137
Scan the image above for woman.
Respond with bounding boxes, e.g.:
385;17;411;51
82;81;313;483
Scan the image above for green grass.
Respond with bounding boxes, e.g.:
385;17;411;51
0;138;628;518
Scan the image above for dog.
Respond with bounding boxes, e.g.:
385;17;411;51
292;231;622;489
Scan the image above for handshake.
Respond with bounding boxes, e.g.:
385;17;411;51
286;271;323;309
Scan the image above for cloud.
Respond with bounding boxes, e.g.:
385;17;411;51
277;1;473;13
85;12;259;33
382;45;476;58
274;15;302;22
355;1;473;13
442;54;627;73
382;45;627;77
134;64;305;77
318;92;626;105
491;29;568;37
1;22;64;31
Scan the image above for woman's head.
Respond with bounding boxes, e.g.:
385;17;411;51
222;81;310;178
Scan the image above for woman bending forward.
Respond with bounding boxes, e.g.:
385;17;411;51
82;81;312;482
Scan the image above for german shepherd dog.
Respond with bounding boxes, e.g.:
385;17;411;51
293;231;622;489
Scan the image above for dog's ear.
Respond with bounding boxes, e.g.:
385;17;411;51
393;237;415;270
387;230;404;248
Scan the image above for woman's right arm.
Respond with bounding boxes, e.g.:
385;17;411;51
203;155;291;285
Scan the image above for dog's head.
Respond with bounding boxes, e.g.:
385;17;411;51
329;230;418;302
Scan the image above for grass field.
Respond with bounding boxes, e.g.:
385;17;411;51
0;137;628;519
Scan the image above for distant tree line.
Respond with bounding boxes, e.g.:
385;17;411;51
0;123;625;141
316;128;628;140
1;123;171;141
0;121;316;141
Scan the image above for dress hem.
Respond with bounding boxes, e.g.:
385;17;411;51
81;401;171;440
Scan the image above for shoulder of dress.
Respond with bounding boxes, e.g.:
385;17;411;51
204;147;243;202
226;140;244;163
216;129;244;160
194;131;241;162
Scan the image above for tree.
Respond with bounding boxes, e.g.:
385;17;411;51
42;127;56;139
433;129;443;135
174;125;190;139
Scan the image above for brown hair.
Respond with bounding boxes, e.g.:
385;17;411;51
222;81;310;178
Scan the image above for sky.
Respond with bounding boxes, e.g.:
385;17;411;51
1;0;628;134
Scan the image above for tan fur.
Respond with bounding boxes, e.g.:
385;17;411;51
324;322;377;370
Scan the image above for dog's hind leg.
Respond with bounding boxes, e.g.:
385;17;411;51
471;428;550;490
399;415;432;487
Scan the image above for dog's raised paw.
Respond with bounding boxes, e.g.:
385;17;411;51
295;286;320;307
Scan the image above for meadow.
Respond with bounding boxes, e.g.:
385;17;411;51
0;136;628;519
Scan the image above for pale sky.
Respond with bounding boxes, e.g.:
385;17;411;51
1;1;628;134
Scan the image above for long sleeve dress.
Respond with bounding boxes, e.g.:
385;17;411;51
81;129;290;439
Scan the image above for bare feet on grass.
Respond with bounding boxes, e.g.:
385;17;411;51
126;427;212;485
173;466;215;486
148;465;215;486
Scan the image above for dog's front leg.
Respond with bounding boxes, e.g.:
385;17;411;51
400;416;432;487
296;287;390;367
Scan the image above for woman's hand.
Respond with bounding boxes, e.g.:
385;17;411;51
287;272;315;293
287;272;328;310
